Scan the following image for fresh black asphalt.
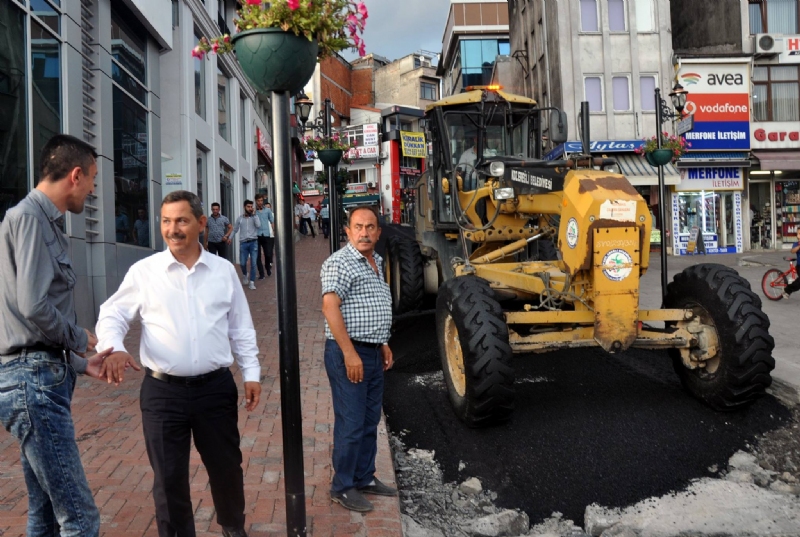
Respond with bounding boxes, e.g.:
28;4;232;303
383;312;791;525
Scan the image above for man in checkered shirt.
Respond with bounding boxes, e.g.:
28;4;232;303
320;205;396;513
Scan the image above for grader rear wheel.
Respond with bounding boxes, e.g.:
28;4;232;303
436;276;514;427
665;263;775;410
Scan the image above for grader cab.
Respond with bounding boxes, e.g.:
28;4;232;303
383;86;775;427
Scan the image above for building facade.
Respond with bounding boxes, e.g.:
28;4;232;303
0;0;270;324
437;0;511;97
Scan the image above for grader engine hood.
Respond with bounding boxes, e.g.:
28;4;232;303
557;170;652;353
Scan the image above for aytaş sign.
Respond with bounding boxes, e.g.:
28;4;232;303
544;140;644;161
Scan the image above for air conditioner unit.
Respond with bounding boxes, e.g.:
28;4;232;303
755;34;783;54
379;150;388;159
367;181;376;188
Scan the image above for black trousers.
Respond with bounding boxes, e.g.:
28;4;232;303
207;241;227;259
140;369;245;537
256;236;274;276
787;274;800;295
300;217;315;237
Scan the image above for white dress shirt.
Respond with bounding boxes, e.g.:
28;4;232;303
96;248;261;382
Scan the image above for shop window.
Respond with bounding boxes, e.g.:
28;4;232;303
459;39;510;87
0;3;29;222
776;181;800;247
113;86;149;246
639;76;656;111
218;68;230;142
240;95;247;158
676;191;740;254
31;17;62;181
635;0;654;32
580;0;599;31
753;65;799;122
584;76;604;112
608;0;626;31
421;81;437;101
194;32;206;119
612;76;630;111
749;0;799;34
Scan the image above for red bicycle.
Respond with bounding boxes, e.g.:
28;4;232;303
761;256;798;301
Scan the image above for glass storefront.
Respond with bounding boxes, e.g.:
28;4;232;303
672;190;743;254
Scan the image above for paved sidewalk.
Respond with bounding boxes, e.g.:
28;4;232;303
0;236;402;536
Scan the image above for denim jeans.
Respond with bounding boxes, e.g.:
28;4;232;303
239;240;258;282
323;339;383;493
0;351;100;536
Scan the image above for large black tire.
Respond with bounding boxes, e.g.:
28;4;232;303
436;276;515;427
384;236;424;315
664;263;775;411
534;239;559;261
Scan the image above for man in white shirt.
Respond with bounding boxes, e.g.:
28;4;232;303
95;190;261;537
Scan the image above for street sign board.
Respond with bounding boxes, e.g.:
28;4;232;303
677;115;694;136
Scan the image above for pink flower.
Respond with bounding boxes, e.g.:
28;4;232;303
348;22;358;36
352;33;360;47
191;47;205;60
223;34;231;43
211;42;220;53
358;41;366;57
357;1;368;19
245;0;262;5
287;0;300;9
347;14;359;28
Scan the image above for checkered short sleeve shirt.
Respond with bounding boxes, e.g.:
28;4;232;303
321;243;392;343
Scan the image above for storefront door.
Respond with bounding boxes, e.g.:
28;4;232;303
673;190;742;254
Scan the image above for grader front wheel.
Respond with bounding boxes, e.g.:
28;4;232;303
665;263;775;410
436;276;515;427
384;236;424;315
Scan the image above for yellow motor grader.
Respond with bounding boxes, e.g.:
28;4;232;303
383;86;775;427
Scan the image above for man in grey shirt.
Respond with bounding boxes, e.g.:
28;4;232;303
231;199;261;289
0;134;114;536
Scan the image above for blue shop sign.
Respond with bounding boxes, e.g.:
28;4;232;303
683;121;750;151
544;140;645;161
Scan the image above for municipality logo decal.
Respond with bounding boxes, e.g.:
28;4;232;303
601;249;633;282
680;72;701;86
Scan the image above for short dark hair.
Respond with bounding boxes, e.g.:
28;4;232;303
211;202;221;209
244;199;254;207
346;205;380;228
255;194;263;201
162;190;204;219
39;134;98;183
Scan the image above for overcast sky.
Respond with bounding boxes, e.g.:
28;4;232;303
340;0;451;63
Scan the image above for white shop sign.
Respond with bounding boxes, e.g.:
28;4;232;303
675;167;744;191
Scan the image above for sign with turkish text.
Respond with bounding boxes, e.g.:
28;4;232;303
400;166;422;176
751;122;800;149
363;124;379;146
678;60;751;151
346;145;380;160
256;127;272;159
676;115;695;136
778;35;800;64
346;183;368;194
676;167;744;191
545;140;645;160
400;131;427;158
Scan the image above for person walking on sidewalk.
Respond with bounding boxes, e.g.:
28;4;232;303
320;203;330;239
0;134;115;536
299;199;316;238
320;205;397;513
95;190;261;537
232;199;260;290
204;202;232;258
783;229;800;299
254;194;274;279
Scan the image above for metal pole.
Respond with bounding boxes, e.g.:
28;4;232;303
580;101;591;156
271;90;307;537
655;87;669;303
323;99;339;254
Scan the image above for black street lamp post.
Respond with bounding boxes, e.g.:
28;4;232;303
654;82;689;301
295;93;341;254
271;90;307;537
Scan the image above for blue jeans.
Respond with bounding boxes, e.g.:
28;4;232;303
239;240;258;282
0;351;100;536
323;339;383;493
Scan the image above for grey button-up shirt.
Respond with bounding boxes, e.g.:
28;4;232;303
232;213;261;241
0;189;89;355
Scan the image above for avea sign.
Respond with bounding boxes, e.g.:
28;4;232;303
705;73;744;86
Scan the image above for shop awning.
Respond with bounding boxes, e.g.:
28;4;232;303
615;154;680;186
676;152;751;168
753;151;800;171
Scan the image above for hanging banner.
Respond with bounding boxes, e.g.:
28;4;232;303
400;131;427;158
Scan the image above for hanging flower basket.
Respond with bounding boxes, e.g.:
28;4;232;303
645;149;675;167
317;149;344;167
231;28;318;93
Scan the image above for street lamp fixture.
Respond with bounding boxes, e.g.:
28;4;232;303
660;82;689;123
294;92;313;128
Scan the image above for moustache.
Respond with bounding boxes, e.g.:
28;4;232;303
167;233;186;241
357;238;372;244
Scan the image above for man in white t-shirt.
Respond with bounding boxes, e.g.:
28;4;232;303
298;200;316;238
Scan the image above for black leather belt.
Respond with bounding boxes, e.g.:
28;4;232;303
351;340;384;349
145;367;227;386
241;239;256;243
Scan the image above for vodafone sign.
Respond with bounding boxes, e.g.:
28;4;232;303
678;60;750;151
751;122;800;149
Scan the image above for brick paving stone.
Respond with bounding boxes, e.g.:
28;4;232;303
0;235;401;536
